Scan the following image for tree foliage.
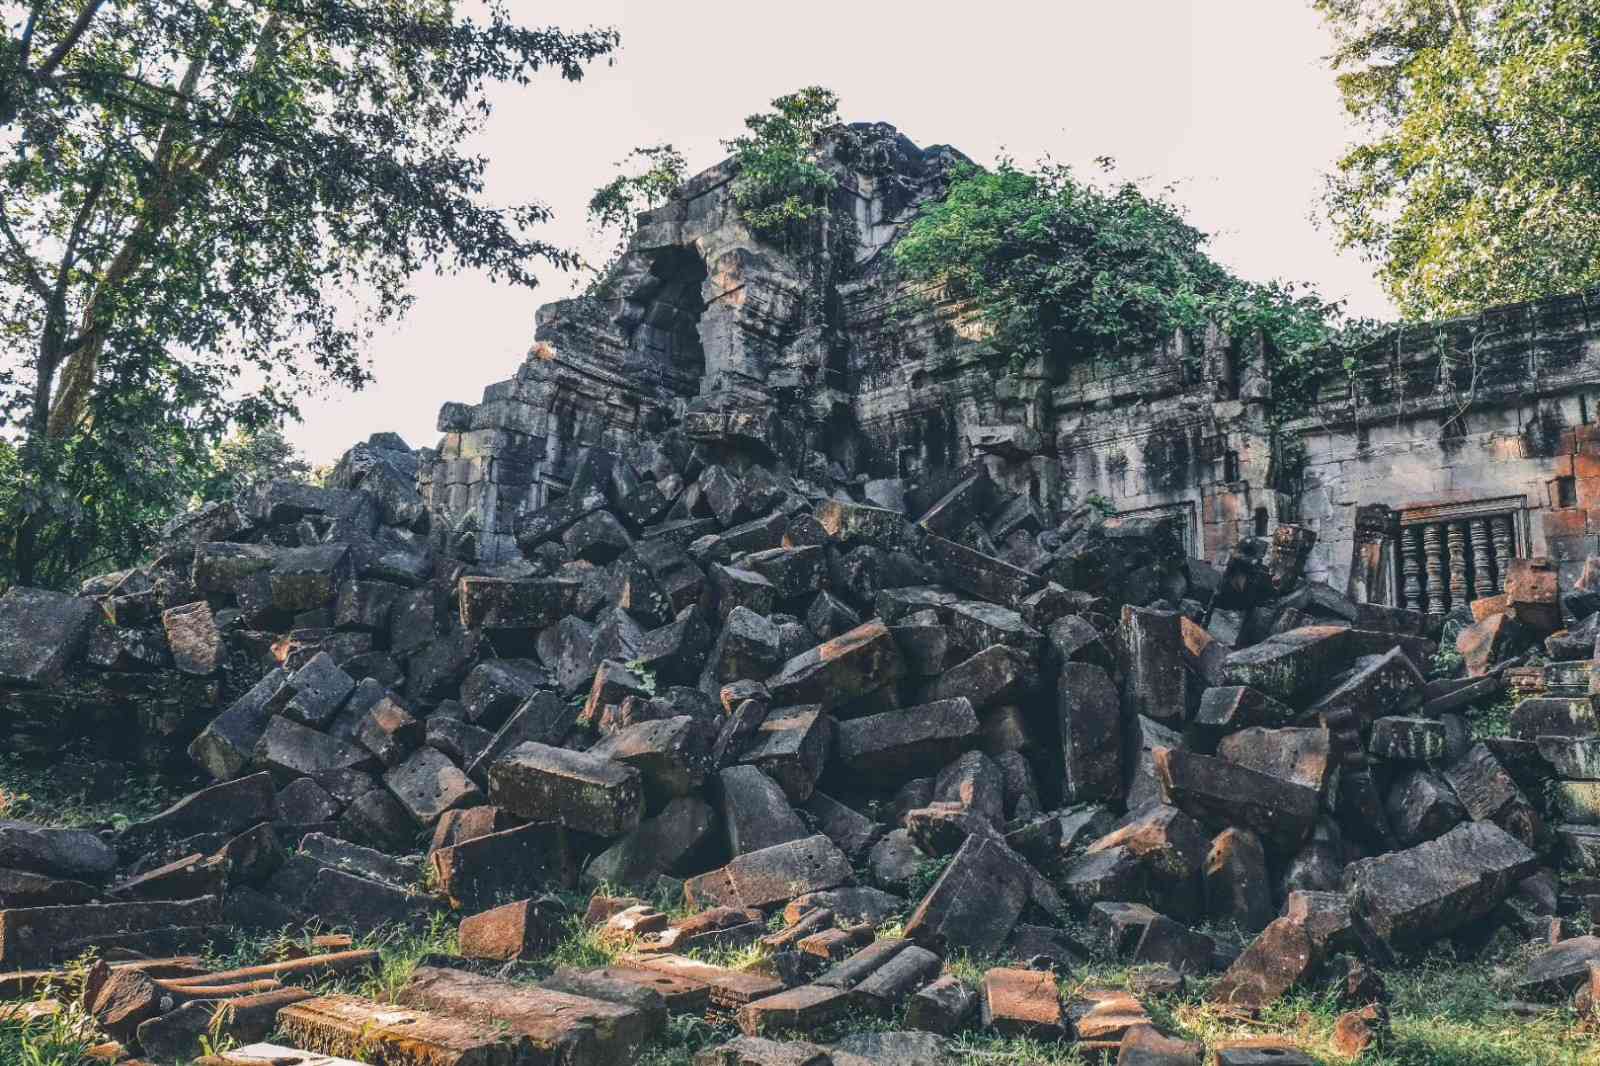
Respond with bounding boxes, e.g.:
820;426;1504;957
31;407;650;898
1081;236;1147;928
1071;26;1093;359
586;142;686;278
892;159;1371;410
1317;0;1600;317
723;86;842;238
0;0;617;588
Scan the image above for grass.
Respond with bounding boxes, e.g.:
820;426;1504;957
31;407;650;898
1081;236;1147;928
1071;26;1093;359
0;748;191;830
4;877;1598;1066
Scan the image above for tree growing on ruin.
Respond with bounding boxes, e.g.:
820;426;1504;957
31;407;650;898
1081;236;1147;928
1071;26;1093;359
0;1;618;589
1317;0;1600;318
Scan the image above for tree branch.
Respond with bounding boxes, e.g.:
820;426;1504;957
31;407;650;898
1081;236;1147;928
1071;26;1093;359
0;203;51;304
34;0;107;81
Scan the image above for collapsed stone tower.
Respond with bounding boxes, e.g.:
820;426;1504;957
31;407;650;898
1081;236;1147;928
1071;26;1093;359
423;122;1600;622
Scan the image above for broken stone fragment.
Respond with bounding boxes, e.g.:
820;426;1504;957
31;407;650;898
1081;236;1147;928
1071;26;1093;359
1383;770;1466;847
980;967;1066;1039
684;834;853;911
0;821;116;882
430;821;576;911
1208;916;1319;1011
736;984;854;1036
384;746;483;827
489;741;644;837
466;690;579;784
932;644;1029;710
1455;613;1531;677
279;651;357;729
1216;726;1336;795
354;693;423;767
458;896;568;961
1441;742;1546;849
255;716;373;779
162;600;225;676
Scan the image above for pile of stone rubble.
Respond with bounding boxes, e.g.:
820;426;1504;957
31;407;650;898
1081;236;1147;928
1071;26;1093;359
4;431;1600;1064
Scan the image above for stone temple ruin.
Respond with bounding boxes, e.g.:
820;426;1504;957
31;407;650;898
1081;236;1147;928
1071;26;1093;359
3;122;1600;1064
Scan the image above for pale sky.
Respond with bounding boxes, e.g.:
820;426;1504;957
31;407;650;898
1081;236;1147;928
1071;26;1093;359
288;0;1395;464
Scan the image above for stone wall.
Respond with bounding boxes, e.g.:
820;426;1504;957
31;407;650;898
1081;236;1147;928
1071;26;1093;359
418;120;1600;611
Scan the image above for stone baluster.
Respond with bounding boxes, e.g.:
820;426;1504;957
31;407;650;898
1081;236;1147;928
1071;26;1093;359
1423;523;1448;619
1470;517;1494;599
1492;515;1514;591
1402;526;1424;612
1447;521;1469;606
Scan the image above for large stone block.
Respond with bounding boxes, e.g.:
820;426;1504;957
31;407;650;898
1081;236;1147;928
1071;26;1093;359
1221;626;1353;704
1154;747;1319;852
1059;661;1123;804
489;742;644;837
684;835;853;910
835;698;978;777
1120;605;1189;723
904;834;1030;957
766;620;904;710
1344;821;1537;945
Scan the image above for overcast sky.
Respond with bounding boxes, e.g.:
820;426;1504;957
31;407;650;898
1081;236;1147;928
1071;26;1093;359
287;0;1394;464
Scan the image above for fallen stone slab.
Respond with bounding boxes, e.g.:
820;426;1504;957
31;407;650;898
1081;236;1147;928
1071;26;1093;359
401;964;658;1064
584;796;718;888
851;944;943;1014
693;1036;831;1066
465;691;580;784
458;575;580;630
0;586;97;687
1212;1039;1318;1066
923;534;1043;609
618;952;785;1010
429;822;577;911
835;698;978;777
549;964;704;1014
190;669;291;780
738;708;832;804
1066;988;1152;1050
278;992;517;1065
1154;748;1319;851
459;897;567;961
904;834;1029;957
1120;606;1189;724
766;621;904;711
136;988;314;1062
828;1030;954;1066
1221;626;1354;704
684;835;853;910
980;967;1065;1039
0;896;220;967
255;717;374;779
904;974;977;1036
1059;661;1123;805
1512;935;1600;997
164;600;225;676
1344;821;1537;945
1207;917;1317;1011
1441;742;1546;849
0;821;116;881
1215;726;1336;796
783;887;904;928
489;741;643;837
385;747;483;827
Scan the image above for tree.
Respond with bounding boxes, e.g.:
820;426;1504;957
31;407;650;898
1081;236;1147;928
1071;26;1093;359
1316;0;1600;317
586;143;686;281
197;421;311;504
0;1;618;588
723;86;842;238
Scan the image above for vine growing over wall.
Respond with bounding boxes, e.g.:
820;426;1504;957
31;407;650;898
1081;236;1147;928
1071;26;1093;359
891;159;1385;422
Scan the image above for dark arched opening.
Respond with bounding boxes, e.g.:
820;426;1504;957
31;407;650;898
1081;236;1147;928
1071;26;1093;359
620;246;708;385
